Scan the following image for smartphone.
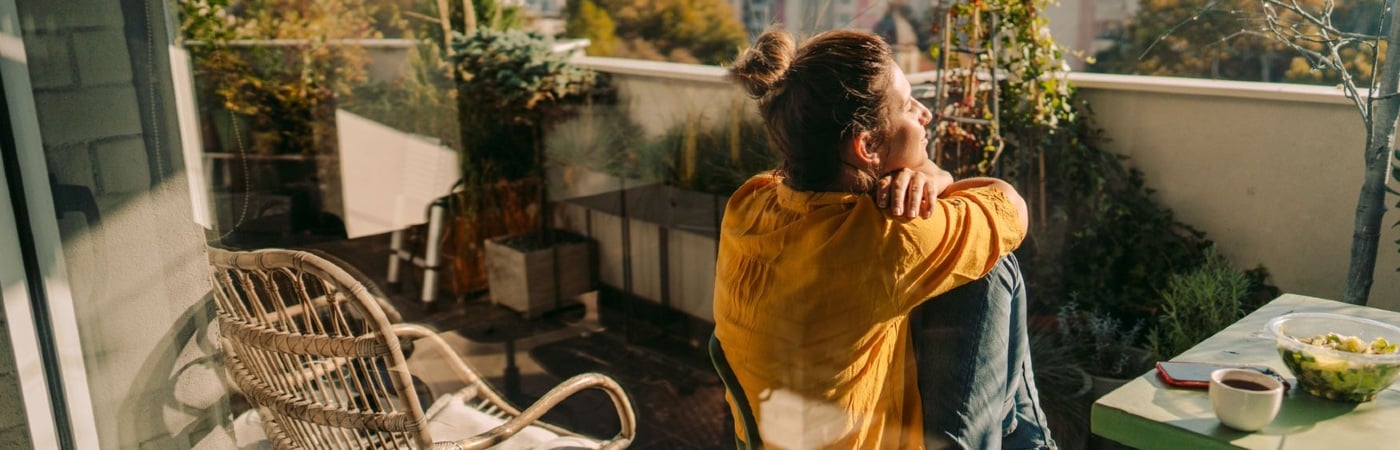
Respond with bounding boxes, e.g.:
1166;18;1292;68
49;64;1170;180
1155;361;1280;389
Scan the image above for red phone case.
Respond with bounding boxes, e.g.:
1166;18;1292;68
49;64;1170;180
1155;361;1213;388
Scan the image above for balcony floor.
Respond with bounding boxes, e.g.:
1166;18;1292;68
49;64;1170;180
304;231;731;449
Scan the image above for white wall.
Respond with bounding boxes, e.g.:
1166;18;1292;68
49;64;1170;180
1072;73;1400;311
576;57;751;138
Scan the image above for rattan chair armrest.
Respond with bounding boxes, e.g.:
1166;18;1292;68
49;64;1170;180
390;324;490;388
391;323;535;424
442;373;637;450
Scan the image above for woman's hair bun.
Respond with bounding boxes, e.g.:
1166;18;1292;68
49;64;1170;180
728;29;795;98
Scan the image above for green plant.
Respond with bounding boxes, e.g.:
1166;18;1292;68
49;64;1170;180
566;0;747;65
179;0;377;155
451;28;597;182
639;106;778;195
1147;248;1257;361
1057;300;1151;378
448;26;603;275
564;0;620;56
544;102;658;179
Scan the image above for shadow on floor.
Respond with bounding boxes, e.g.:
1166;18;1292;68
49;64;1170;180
303;232;732;449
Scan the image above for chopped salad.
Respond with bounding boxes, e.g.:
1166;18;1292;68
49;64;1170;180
1297;333;1400;355
1280;332;1400;402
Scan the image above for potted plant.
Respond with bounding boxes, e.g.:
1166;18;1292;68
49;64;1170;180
1056;301;1153;398
450;27;598;317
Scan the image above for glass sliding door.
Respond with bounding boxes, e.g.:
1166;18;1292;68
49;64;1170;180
3;0;227;447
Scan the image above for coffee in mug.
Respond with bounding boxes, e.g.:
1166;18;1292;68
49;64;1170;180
1221;379;1272;391
1209;368;1284;432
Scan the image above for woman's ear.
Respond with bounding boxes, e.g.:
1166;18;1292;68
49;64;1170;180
845;131;879;168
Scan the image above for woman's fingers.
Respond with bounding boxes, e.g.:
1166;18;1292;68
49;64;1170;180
889;169;913;216
876;168;937;219
877;177;891;209
906;172;926;218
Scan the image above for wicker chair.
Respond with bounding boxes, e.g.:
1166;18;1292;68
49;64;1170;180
207;247;637;449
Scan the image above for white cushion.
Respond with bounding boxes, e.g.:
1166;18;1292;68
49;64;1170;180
188;408;267;450
232;408;271;450
527;435;602;450
205;391;600;450
426;390;600;449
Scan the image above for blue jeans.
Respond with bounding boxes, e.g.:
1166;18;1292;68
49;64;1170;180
910;254;1055;450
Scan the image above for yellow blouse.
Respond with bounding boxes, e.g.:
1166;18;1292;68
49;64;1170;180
713;173;1025;449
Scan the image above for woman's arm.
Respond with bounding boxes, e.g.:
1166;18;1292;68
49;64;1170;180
942;177;1029;233
875;159;1028;234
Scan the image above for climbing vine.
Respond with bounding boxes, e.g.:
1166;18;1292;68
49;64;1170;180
925;0;1271;327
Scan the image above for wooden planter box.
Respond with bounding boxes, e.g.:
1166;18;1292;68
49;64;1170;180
484;233;596;318
552;180;724;323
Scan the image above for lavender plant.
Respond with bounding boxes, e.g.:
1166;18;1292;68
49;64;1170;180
1058;300;1150;378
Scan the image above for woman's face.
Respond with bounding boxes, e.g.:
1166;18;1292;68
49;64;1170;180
876;67;933;173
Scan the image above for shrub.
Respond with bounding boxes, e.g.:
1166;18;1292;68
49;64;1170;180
1148;248;1258;360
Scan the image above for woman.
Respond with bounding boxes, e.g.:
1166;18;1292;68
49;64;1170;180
713;28;1054;449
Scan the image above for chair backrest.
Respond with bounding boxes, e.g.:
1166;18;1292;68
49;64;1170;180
208;247;431;448
709;334;762;449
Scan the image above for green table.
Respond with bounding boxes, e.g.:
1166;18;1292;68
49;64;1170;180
1091;294;1400;449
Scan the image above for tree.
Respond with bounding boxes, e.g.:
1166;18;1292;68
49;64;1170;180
1092;0;1384;85
1248;0;1400;305
564;0;620;56
579;0;748;65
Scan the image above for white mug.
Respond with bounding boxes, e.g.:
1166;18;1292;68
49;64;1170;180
1209;368;1284;431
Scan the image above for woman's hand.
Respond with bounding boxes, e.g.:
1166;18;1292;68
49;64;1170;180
877;168;942;219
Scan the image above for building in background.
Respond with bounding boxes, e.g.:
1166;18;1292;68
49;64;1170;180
524;0;564;16
725;0;1138;72
521;0;567;37
727;0;935;71
733;0;897;39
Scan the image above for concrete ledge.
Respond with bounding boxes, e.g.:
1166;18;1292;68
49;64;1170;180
574;56;729;84
575;56;1361;107
1067;72;1357;106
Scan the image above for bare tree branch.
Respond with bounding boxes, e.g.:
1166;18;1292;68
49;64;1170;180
1257;0;1375;123
1140;0;1229;60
